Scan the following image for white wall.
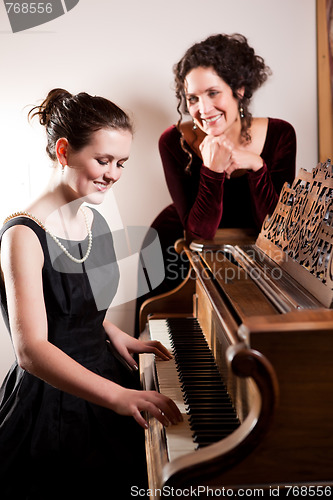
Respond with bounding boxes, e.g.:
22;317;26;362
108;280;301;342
0;0;317;381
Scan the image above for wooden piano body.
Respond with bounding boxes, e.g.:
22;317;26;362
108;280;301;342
139;161;333;494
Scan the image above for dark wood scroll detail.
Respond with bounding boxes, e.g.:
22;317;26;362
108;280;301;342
139;239;195;333
259;160;333;290
161;345;278;489
139;269;196;333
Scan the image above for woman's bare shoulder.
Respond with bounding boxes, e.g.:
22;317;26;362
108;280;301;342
251;117;269;133
1;224;44;271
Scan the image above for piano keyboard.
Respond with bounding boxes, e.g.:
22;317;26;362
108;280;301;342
149;317;240;461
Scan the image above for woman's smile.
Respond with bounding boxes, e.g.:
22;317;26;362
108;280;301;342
202;112;224;124
93;180;112;192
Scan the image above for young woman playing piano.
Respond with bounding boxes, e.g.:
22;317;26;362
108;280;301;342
0;89;182;499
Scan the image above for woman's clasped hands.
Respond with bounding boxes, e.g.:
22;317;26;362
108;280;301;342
199;134;264;179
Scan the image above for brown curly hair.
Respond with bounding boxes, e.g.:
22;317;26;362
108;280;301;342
174;33;271;170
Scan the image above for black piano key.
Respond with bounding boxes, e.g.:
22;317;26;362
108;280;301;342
187;406;234;413
187;406;237;413
193;432;236;441
194;436;232;446
189;412;238;422
184;388;230;394
190;422;238;429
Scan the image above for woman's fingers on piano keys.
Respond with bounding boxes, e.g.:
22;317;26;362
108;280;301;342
140;340;173;360
157;393;183;425
138;391;183;428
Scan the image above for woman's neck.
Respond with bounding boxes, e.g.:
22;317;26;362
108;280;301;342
25;169;89;240
180;118;244;159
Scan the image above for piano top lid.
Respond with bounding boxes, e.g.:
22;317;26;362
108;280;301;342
256;159;333;309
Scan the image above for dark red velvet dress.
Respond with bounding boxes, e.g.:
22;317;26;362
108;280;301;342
158;118;296;241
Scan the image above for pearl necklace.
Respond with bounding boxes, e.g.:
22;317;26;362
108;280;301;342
3;208;92;264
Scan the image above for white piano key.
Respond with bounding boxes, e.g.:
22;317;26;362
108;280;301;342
149;319;196;460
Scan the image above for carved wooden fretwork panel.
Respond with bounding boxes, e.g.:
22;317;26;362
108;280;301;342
259;160;333;294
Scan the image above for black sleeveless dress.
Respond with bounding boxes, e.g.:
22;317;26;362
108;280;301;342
0;209;147;500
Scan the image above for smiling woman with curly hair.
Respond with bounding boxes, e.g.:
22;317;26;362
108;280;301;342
136;34;296;326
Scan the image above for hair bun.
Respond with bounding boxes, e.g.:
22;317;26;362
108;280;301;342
29;88;72;126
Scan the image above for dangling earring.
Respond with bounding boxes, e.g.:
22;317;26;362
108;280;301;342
192;120;197;130
239;103;245;119
61;164;66;174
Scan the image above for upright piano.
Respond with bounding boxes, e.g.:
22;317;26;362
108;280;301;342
139;160;333;496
